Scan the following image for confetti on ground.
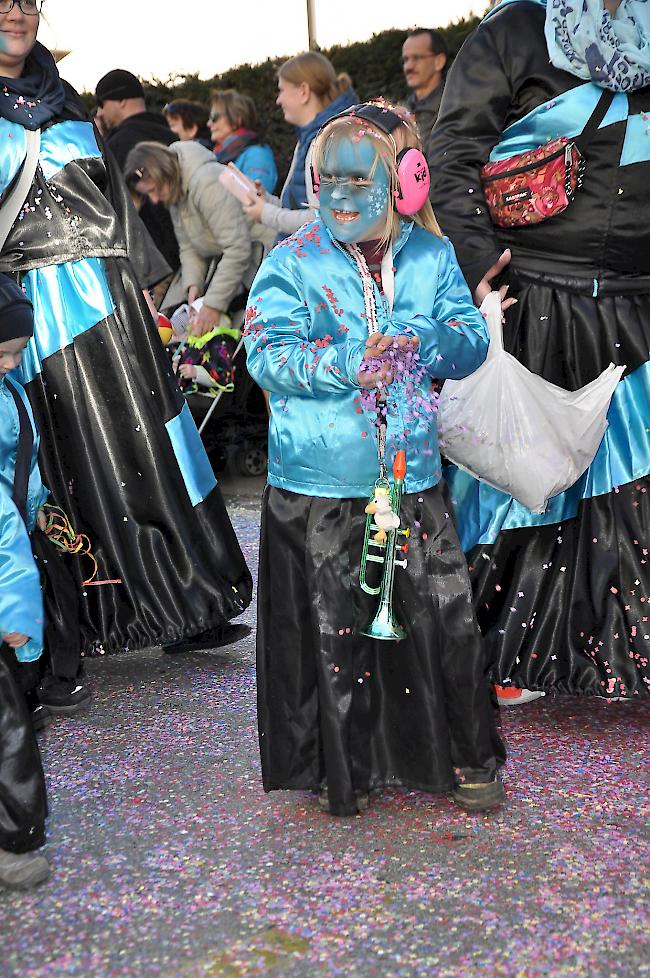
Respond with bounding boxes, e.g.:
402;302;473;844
0;478;647;978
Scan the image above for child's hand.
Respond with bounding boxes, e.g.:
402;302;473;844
392;334;419;352
2;632;28;649
36;509;47;532
179;363;197;380
358;333;394;387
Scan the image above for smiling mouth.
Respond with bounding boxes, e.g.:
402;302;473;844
332;210;359;223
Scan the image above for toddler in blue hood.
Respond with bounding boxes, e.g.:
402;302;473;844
245;103;506;818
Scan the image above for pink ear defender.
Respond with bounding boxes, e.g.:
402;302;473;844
394;147;430;215
311;102;431;216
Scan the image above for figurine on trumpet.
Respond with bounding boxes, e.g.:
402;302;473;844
245;101;506;818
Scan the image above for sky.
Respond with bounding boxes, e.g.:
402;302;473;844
38;0;482;95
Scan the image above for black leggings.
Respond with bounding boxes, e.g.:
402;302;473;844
0;643;47;853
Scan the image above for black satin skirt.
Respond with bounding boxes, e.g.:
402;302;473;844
0;644;47;853
257;483;505;816
25;258;252;654
465;266;650;696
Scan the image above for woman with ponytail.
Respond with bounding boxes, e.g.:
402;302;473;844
243;51;357;239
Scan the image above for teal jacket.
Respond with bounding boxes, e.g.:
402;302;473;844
0;490;43;662
245;218;489;497
0;374;48;662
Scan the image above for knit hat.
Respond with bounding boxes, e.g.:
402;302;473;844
0;275;34;343
95;69;145;104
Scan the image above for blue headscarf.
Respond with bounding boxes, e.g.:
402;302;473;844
0;41;65;130
545;0;650;91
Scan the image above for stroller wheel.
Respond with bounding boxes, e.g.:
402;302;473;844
236;444;267;477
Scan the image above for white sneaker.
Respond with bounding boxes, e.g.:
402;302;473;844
495;685;546;707
0;847;51;889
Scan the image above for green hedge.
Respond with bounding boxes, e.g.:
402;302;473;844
83;16;480;186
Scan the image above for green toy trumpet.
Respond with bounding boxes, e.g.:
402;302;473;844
359;449;410;641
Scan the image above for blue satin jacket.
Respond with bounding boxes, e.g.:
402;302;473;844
0;375;47;662
245;218;489;498
0;375;49;531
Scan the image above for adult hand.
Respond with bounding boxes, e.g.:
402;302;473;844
193;303;222;335
178;363;197;381
36;509;47;532
242;195;266;224
187;286;201;307
253;180;266;199
474;249;517;312
3;632;28;649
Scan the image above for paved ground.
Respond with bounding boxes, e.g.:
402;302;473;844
1;474;648;978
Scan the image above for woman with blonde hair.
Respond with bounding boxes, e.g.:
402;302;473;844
209;89;277;193
243;50;356;238
244;102;506;818
125;140;253;336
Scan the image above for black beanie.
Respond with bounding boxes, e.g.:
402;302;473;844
95;69;145;105
0;275;33;343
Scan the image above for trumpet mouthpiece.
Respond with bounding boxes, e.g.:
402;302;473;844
393;450;406;481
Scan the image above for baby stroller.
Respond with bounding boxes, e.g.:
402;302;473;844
168;300;268;478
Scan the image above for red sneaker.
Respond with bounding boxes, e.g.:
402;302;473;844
494;685;545;706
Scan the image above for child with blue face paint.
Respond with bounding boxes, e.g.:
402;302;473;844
245;104;506;818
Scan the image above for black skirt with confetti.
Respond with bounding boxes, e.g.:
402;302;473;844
256;482;505;817
446;266;650;697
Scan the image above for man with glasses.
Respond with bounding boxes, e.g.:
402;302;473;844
402;28;448;159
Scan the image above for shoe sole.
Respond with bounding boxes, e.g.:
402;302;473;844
0;864;50;889
452;782;506;811
496;692;546;707
41;696;92;717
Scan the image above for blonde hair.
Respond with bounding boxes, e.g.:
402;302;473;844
124;142;182;205
278;51;352;106
210;89;258;130
311;105;442;247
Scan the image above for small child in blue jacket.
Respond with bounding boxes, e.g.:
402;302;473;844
245;104;506;817
0;278;88;719
0;280;51;889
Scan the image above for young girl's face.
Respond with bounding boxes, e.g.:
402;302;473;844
0;336;28;377
318;133;390;244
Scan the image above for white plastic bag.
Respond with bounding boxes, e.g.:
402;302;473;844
437;291;625;514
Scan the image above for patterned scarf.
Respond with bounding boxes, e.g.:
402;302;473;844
545;0;650;91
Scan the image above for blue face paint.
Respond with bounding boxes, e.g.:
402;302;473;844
319;134;390;244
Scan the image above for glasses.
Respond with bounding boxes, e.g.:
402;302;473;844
208;110;222;123
401;54;435;65
0;0;43;13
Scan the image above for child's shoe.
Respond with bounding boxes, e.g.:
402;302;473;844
494;685;545;706
452;777;505;812
37;675;92;716
0;847;50;890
